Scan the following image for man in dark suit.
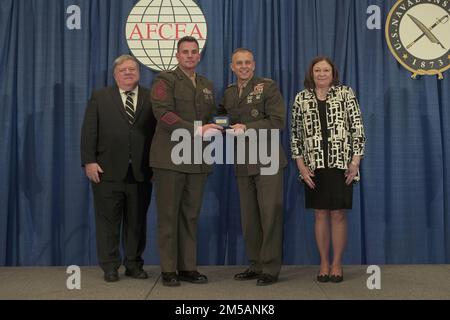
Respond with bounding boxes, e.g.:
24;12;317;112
81;55;156;282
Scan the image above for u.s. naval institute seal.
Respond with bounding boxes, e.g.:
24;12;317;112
385;0;450;79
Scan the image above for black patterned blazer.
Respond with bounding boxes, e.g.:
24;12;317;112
291;85;365;174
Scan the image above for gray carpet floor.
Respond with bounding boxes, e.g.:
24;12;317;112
1;265;449;300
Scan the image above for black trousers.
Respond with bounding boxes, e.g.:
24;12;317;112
92;166;151;272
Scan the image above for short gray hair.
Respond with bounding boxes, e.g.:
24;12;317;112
232;48;254;60
113;54;138;72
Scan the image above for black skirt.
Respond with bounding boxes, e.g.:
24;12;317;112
304;168;353;210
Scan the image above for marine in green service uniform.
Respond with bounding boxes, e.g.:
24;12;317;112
150;36;223;287
222;48;287;286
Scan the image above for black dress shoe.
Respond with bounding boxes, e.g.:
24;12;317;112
234;269;261;281
125;268;148;279
316;274;330;283
256;274;278;286
104;270;119;282
161;272;180;287
178;271;208;284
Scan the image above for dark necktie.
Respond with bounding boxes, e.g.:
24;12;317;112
125;91;135;124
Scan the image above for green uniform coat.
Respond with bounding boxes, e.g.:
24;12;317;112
223;76;287;277
150;67;216;273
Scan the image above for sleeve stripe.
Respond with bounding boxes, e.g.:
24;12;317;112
160;112;180;126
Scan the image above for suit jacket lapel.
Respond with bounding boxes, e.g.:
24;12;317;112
134;85;145;122
110;86;129;122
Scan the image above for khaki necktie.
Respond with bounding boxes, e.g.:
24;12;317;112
189;74;196;88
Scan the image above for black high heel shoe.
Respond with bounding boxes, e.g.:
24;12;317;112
330;268;343;283
317;273;330;282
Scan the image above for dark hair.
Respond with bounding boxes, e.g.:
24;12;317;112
304;56;340;90
177;36;199;52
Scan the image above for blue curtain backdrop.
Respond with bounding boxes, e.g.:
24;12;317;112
1;0;449;266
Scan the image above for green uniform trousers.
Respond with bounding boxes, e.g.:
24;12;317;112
154;168;207;273
237;170;284;277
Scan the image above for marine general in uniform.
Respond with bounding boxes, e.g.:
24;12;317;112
222;48;287;286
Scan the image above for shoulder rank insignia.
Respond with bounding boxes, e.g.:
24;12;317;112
152;79;168;101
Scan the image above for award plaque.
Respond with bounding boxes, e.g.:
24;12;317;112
213;104;230;129
213;115;230;129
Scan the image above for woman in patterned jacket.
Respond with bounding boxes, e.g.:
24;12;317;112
291;56;365;283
